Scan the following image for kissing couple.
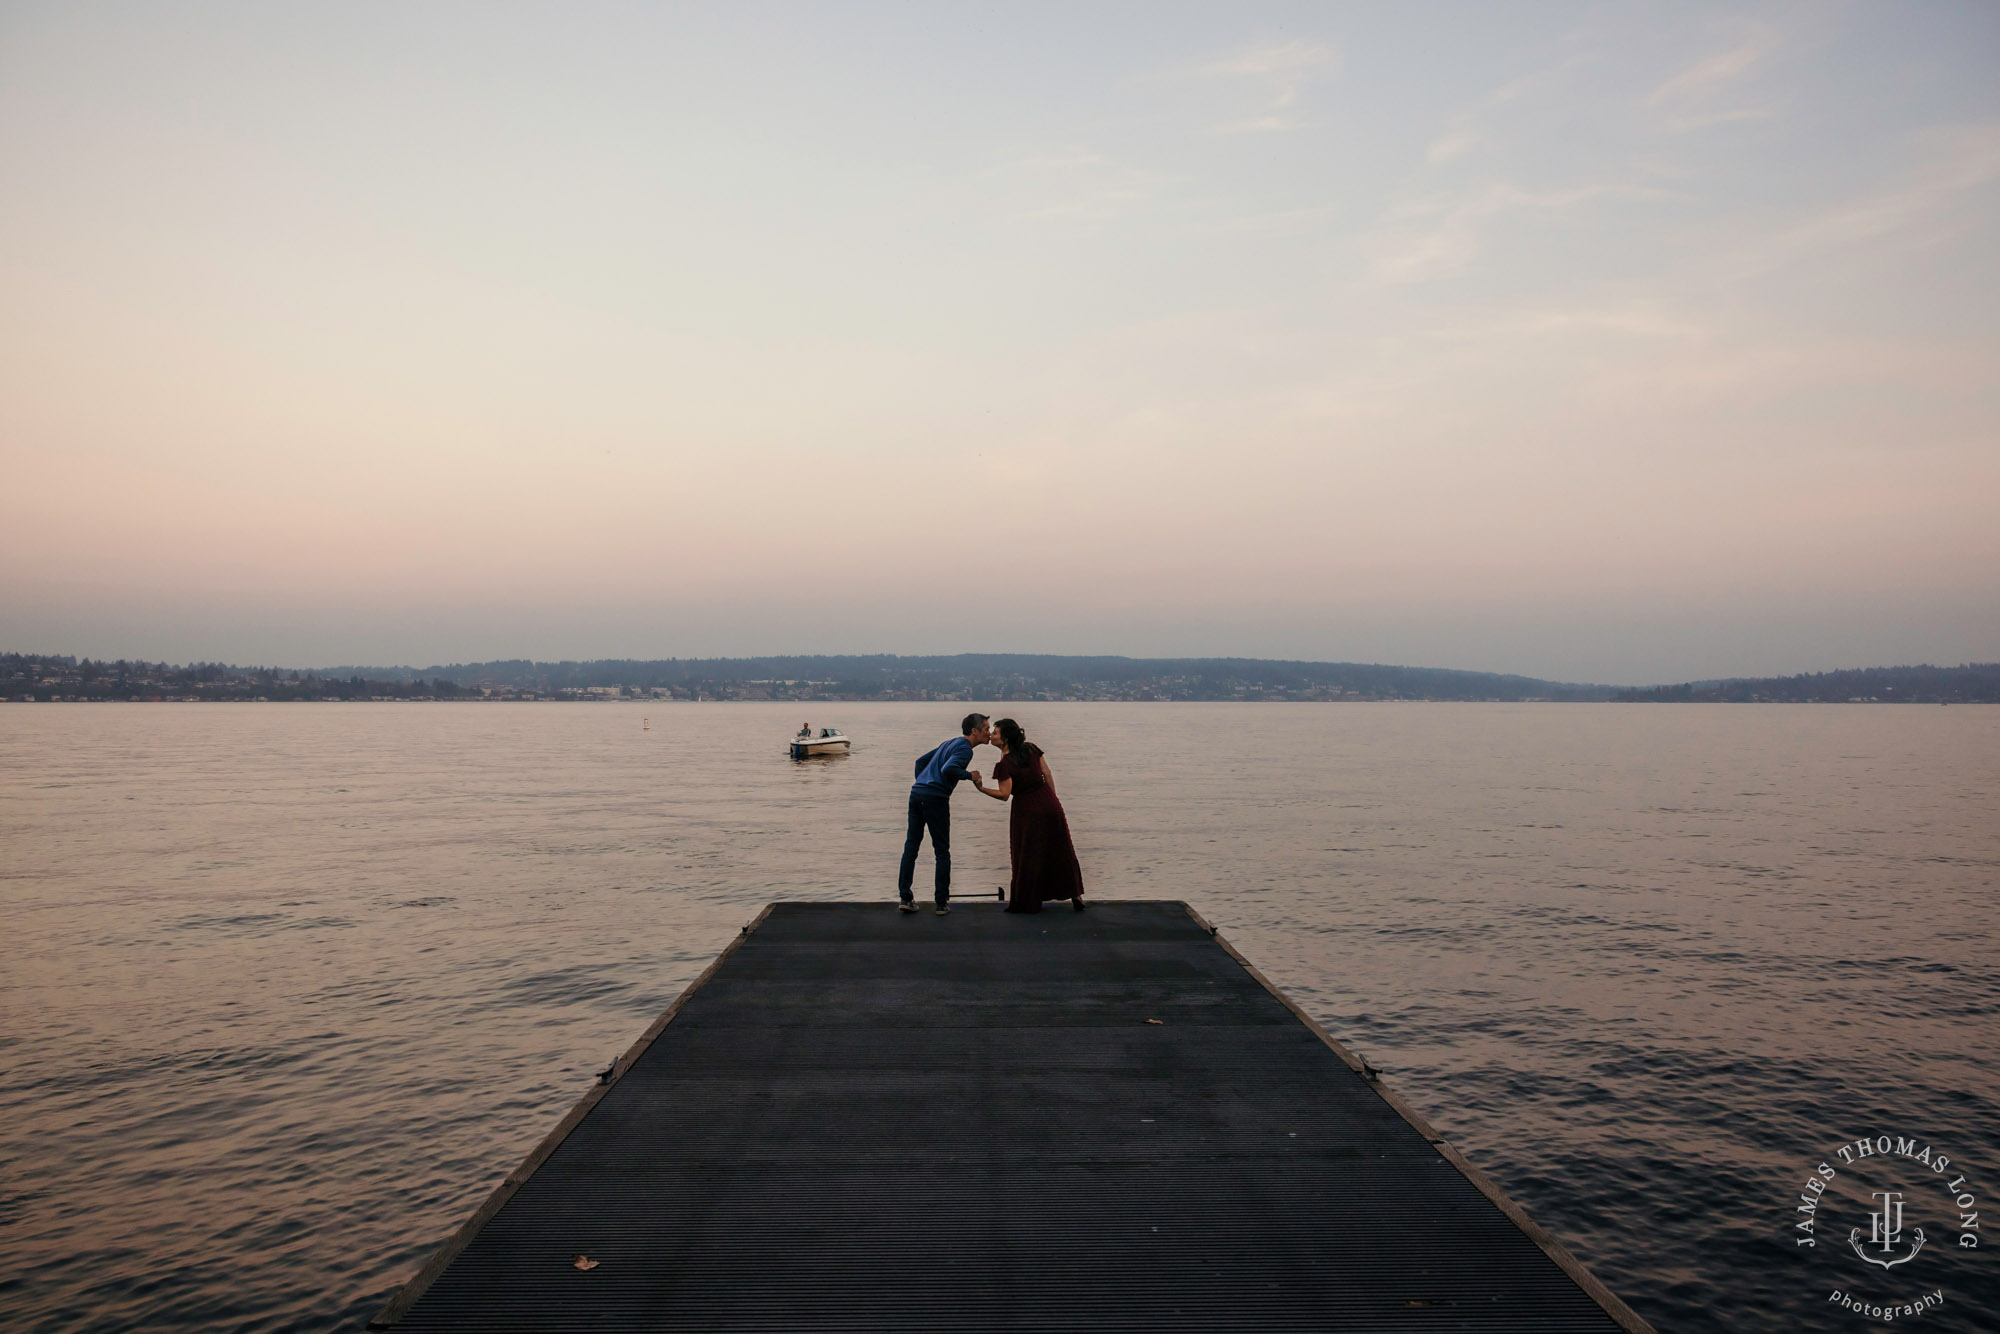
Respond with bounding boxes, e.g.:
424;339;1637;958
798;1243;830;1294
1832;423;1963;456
898;713;1088;916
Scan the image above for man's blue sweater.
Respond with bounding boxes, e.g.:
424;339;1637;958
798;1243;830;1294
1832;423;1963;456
911;736;974;797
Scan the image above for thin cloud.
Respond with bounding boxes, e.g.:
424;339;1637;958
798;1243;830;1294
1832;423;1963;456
1426;130;1478;165
1368;183;1654;284
1200;38;1338;134
1201;39;1337;80
1651;31;1773;105
1779;123;2000;252
1651;24;1779;130
1422;53;1593;167
1227;112;1305;134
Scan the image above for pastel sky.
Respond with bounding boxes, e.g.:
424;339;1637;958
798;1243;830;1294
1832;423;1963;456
3;2;1996;684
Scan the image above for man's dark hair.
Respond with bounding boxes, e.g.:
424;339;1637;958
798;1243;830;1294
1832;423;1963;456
961;713;989;735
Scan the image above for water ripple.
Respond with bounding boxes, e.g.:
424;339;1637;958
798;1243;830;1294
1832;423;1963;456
1;701;1995;1332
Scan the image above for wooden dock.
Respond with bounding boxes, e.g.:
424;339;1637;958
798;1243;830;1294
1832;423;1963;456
370;901;1653;1332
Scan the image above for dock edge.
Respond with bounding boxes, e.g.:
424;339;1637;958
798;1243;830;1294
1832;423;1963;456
1181;901;1656;1334
365;903;779;1330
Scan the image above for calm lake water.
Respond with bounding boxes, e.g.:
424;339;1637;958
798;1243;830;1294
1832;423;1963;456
2;702;1996;1332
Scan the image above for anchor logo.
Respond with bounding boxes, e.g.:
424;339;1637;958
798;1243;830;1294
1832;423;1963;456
1849;1190;1925;1270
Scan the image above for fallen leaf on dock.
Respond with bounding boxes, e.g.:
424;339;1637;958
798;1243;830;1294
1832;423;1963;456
1146;1019;1163;1025
573;1254;600;1270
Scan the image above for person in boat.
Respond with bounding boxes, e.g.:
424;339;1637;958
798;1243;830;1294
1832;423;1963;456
898;713;990;916
798;722;812;738
970;717;1086;914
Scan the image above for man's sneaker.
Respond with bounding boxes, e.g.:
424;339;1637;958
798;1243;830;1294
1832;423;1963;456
898;900;918;914
934;904;951;916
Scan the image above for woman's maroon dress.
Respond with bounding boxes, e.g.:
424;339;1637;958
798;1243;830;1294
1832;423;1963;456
996;743;1085;913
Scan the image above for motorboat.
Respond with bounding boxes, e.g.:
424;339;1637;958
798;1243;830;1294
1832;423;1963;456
789;726;851;759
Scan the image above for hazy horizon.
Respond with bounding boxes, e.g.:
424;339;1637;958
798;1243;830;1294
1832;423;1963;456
5;3;1997;685
10;643;2000;693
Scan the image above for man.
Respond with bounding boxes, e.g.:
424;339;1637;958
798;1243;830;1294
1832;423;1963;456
898;713;990;915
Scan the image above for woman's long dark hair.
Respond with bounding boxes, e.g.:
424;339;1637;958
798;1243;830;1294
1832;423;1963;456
994;717;1030;755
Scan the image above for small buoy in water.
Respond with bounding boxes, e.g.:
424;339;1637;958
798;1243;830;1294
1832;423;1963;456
642;717;650;730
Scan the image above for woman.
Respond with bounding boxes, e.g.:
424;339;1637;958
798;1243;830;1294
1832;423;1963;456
971;717;1087;913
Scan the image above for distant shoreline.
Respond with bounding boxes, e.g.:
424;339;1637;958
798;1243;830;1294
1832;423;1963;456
6;697;1990;705
6;652;1997;705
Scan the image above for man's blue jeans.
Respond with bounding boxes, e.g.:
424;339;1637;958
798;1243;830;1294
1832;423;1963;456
898;791;951;906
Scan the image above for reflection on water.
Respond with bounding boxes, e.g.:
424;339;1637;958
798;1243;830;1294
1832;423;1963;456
1;702;1996;1331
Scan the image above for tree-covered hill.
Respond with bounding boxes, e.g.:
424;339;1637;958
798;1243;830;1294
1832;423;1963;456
7;652;1608;701
338;653;1614;701
1614;663;1999;702
10;652;1994;703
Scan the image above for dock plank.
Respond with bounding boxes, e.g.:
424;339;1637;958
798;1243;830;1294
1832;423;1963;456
372;901;1651;1332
